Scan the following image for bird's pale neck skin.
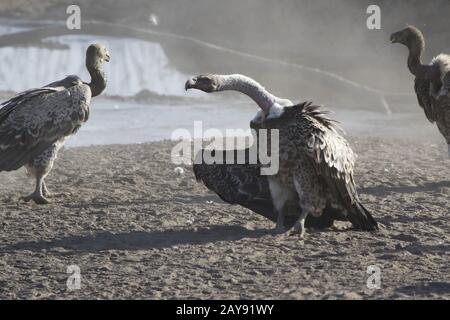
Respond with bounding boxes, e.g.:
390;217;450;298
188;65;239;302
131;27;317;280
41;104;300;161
86;59;107;97
406;35;439;82
217;74;276;114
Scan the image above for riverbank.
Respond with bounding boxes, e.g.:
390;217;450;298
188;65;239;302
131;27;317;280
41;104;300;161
0;138;448;299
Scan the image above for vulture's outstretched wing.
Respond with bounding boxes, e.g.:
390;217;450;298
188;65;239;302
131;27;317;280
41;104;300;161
193;148;283;222
194;161;276;218
414;78;436;123
0;84;91;171
304;119;378;231
193;149;340;229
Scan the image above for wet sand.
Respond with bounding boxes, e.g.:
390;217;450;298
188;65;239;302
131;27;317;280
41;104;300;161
0;137;448;299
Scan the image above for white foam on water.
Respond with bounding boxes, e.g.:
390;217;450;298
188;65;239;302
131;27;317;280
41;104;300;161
0;35;196;97
0;22;31;35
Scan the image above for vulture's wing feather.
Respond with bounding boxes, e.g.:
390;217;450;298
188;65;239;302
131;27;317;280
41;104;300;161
194;157;276;219
0;88;58;123
426;56;450;145
414;78;436;123
194;148;340;229
302;105;378;231
0;84;90;171
44;75;83;89
434;97;450;145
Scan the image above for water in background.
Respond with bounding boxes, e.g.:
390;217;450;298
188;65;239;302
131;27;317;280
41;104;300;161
67;97;440;147
0;23;443;147
0;35;192;97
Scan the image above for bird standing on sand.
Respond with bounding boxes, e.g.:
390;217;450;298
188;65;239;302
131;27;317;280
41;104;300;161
391;26;450;157
186;74;378;236
0;44;110;204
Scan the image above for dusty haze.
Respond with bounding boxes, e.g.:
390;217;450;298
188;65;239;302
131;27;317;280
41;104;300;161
1;0;450;108
0;0;448;300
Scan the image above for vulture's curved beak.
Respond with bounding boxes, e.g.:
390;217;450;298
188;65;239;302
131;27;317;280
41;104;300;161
105;52;111;62
185;78;196;91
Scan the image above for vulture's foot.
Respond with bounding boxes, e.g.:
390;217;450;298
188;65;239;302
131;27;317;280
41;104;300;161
42;186;52;197
291;218;306;238
272;224;287;235
272;212;287;234
20;193;50;205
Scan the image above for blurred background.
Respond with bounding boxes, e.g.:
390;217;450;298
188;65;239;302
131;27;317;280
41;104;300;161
0;0;448;146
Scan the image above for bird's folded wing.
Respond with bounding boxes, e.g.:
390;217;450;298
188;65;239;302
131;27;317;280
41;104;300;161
414;78;436;123
0;85;90;171
304;127;360;209
303;128;378;230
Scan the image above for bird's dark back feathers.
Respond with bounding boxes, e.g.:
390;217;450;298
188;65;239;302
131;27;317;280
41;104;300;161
265;101;340;131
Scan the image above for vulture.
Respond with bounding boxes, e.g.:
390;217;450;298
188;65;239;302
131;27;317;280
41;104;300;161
186;74;378;236
0;44;110;204
193;148;339;230
391;25;450;157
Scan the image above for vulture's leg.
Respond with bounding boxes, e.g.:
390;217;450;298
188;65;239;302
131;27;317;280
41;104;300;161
293;211;308;238
291;169;327;238
268;178;292;234
21;173;50;205
21;147;57;204
274;207;286;233
42;180;52;197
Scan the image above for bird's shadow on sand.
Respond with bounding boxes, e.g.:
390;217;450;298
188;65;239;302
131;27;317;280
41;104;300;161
61;195;222;210
395;281;450;295
360;180;450;196
0;225;270;254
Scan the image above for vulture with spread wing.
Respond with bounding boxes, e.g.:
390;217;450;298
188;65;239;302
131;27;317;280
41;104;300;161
193;148;339;230
186;74;378;236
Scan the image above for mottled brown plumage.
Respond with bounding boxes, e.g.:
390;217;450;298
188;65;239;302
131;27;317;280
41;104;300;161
186;74;378;236
391;26;450;156
260;102;378;236
0;43;110;204
193;148;339;230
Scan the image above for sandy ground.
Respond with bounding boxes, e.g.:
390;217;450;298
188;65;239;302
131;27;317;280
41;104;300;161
0;137;448;300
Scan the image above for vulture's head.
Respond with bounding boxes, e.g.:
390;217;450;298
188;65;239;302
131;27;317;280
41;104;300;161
86;43;111;66
390;26;424;48
185;74;221;92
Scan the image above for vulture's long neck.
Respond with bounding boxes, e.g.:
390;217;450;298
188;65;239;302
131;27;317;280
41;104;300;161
218;74;276;114
406;35;440;82
86;59;107;97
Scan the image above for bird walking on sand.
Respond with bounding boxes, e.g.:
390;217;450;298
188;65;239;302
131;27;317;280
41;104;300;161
391;25;450;157
0;44;110;204
186;74;378;236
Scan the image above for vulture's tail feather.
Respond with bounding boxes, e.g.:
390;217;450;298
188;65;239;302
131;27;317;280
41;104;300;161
346;201;379;231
